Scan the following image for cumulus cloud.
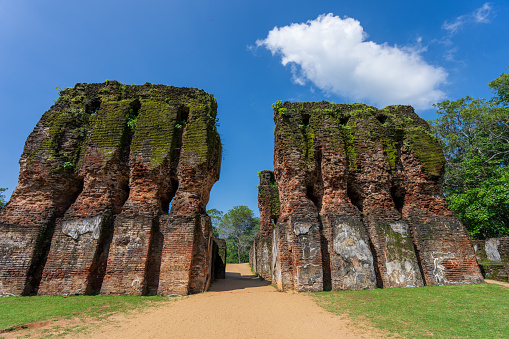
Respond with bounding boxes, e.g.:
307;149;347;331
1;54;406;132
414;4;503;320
442;2;493;34
256;13;447;110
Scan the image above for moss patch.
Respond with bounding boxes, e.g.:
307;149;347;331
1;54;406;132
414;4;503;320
274;101;445;177
130;99;178;169
25;81;221;175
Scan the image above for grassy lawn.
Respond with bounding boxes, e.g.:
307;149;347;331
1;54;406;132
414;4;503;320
0;295;169;332
312;282;509;338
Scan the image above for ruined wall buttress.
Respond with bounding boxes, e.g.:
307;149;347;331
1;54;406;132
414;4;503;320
271;101;483;291
0;82;221;296
250;170;279;281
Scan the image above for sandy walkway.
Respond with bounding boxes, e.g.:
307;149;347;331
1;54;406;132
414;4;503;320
83;264;381;338
485;279;509;287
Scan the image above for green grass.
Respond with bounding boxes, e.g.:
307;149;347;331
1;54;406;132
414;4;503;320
312;282;509;338
0;295;169;331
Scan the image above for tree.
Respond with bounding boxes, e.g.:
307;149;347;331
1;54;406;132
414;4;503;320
430;71;509;239
216;206;259;263
207;208;223;238
0;188;7;209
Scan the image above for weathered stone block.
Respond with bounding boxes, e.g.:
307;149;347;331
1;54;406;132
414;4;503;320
473;237;509;282
331;216;376;290
39;214;113;296
100;215;155;296
0;223;50;296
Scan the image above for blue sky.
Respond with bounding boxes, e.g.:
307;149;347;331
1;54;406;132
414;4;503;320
1;0;508;216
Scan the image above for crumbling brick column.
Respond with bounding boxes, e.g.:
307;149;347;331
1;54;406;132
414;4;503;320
250;170;280;281
0;82;221;296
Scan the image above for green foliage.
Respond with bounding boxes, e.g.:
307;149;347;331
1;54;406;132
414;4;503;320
0;295;169;331
447;167;509;239
490;70;509;105
212;206;259;263
313;283;509;338
272;100;287;117
126;108;137;132
207;208;223;238
62;162;74;171
430;70;509;239
0;188;7;209
175;120;186;129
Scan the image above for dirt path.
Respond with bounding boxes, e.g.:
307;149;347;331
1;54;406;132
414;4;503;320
485;279;509;287
79;264;381;338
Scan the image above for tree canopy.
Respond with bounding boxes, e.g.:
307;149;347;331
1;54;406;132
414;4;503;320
0;188;7;209
207;208;223;238
207;206;259;263
430;71;509;239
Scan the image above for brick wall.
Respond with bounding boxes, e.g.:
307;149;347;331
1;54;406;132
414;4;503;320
269;102;483;291
0;82;221;296
250;170;279;282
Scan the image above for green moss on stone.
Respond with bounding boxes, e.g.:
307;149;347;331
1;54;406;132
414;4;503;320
130;99;178;169
403;127;445;177
25;81;221;175
259;181;281;219
274;101;445;177
89;100;130;165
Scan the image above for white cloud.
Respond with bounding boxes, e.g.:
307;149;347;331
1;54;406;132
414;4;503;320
473;3;493;23
442;2;493;34
256;13;447;110
440;3;493;62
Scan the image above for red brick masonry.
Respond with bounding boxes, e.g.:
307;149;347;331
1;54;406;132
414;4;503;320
251;102;483;291
0;82;222;296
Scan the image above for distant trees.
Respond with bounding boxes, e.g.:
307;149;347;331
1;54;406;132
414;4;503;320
207;208;223;238
430;71;509;239
207;206;260;263
0;188;7;209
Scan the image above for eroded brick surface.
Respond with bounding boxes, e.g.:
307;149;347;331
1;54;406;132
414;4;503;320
250;171;279;282
0;82;221;296
262;102;483;291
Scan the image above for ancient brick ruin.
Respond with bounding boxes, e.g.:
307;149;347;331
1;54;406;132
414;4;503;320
0;81;223;296
251;102;484;291
472;237;509;282
0;84;486;296
249;170;279;281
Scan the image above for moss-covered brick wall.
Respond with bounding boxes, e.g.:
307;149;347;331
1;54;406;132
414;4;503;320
274;101;444;177
250;170;281;281
271;101;483;292
0;81;222;297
